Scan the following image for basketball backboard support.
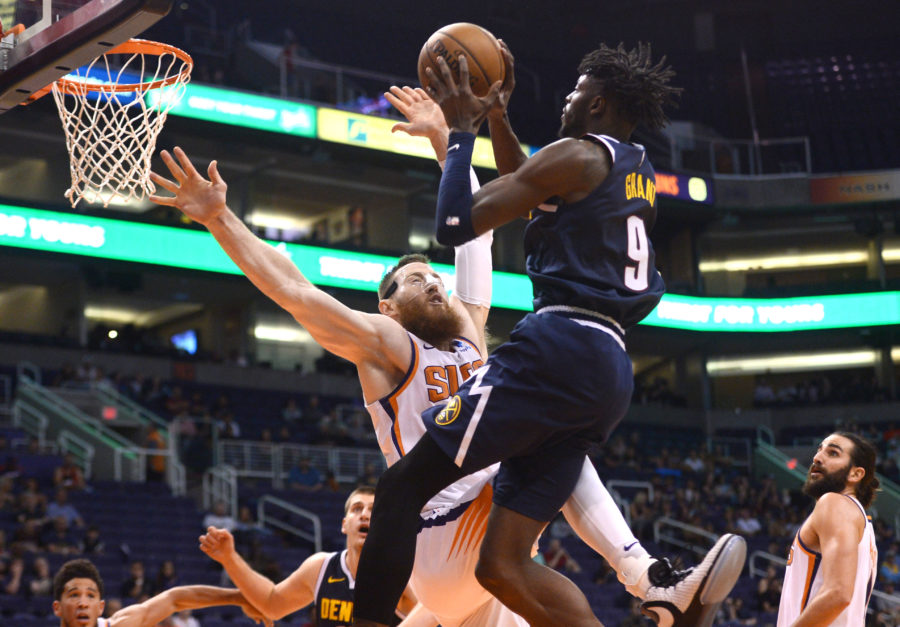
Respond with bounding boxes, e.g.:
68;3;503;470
0;0;173;113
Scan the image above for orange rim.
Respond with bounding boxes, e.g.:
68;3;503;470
53;38;193;95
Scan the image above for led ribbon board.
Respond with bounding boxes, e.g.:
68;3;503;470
643;292;900;331
152;84;713;202
2;204;891;329
148;84;317;136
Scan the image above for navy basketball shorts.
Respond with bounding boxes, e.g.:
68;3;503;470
422;310;634;521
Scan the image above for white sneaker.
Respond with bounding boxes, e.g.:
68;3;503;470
640;534;747;627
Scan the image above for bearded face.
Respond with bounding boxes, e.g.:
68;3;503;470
802;459;852;500
396;291;463;348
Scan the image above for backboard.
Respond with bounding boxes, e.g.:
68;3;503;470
0;0;173;113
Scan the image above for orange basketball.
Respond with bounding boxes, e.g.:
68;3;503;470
417;23;505;97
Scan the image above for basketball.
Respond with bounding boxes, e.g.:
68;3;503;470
417;23;505;97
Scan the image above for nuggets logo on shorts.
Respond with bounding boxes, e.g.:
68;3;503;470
435;395;462;426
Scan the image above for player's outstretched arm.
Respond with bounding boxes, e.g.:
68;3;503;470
789;493;861;626
149;147;409;370
384;86;492;350
107;585;271;627
199;526;323;620
487;41;528;175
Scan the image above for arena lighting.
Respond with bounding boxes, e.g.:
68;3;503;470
5;204;900;330
85;305;139;323
699;251;869;272
151;84;712;202
706;350;880;376
253;325;314;343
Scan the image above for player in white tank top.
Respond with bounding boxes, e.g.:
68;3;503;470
777;433;879;626
366;331;517;626
51;557;268;627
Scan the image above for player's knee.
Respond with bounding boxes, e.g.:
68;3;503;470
474;552;513;595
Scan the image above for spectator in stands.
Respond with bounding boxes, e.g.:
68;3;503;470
718;596;758;625
629;491;654;541
735;507;762;536
287;458;323;492
12;519;43;553
104;596;123;617
0;476;16;510
120;559;153;600
753;377;776;407
681;449;705;474
79;525;105;555
619;597;651;626
216;411;241;440
357;462;380;488
203;501;237;532
212;393;233;420
542;538;582;574
756;565;782;613
27;555;52;598
874;579;900;626
153;560;180;594
304;394;324;426
171;609;201;627
880;545;900;585
275;425;293;443
232;505;269;549
54;452;87;491
144;425;167;482
46;487;84;528
316;409;348;445
43;516;80;555
188;391;208;417
165;386;191;417
281;397;303;423
2;556;23;595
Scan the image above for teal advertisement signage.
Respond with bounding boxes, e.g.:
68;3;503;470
2;204;896;330
148;84;317;137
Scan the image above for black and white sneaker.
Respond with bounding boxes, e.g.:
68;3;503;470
640;534;747;627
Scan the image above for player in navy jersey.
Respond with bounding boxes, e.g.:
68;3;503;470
353;43;744;627
199;487;416;627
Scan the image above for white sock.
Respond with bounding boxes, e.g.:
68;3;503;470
561;457;656;598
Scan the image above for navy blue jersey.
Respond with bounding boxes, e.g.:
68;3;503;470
524;133;665;329
315;551;355;627
315;551;402;626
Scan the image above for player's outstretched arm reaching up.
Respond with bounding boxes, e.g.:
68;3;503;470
200;526;323;620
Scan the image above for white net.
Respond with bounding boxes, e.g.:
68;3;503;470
51;40;192;208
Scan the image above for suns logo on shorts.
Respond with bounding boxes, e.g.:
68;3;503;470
435;395;462;426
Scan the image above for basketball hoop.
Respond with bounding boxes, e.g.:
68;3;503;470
49;39;192;208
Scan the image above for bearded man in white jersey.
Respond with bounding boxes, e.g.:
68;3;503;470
150;80;744;627
777;431;879;627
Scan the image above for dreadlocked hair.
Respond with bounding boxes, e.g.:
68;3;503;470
578;42;682;131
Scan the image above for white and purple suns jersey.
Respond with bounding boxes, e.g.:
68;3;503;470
777;495;877;626
365;331;497;516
